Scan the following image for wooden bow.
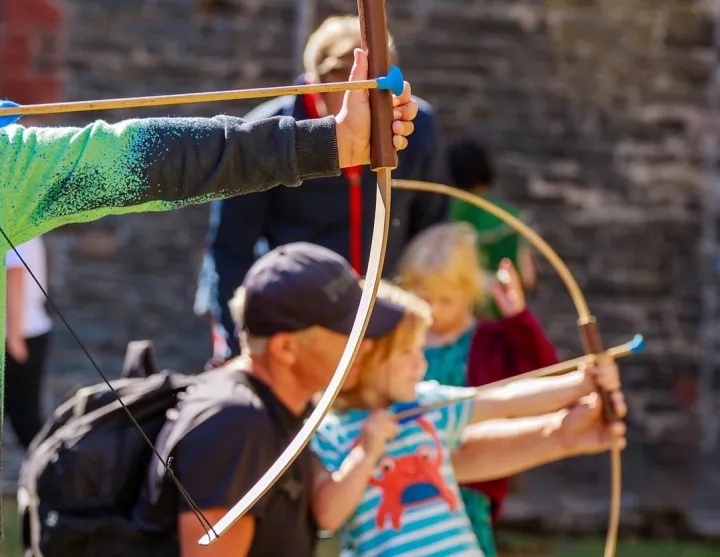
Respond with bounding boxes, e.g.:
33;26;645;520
198;0;398;544
393;179;624;557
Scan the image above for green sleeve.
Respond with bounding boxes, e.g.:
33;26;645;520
0;115;340;246
449;198;483;227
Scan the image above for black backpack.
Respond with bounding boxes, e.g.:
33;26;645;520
18;341;197;557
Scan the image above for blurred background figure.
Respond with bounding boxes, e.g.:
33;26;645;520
447;138;537;318
5;236;52;449
194;15;449;366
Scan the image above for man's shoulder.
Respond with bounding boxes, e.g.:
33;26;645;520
171;370;274;442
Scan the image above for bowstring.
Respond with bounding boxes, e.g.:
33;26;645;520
0;225;216;538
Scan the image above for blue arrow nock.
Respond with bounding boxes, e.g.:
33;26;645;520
0;100;23;128
375;66;405;96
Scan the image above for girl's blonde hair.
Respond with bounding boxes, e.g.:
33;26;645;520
398;222;486;305
335;281;431;408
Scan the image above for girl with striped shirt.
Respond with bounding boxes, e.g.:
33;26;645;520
310;283;622;557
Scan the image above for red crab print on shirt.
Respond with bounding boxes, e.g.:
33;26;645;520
369;417;458;530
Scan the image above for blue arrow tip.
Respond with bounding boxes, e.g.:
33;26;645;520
0;100;22;128
628;333;645;353
376;66;405;97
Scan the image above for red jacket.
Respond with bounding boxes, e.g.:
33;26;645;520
463;308;558;523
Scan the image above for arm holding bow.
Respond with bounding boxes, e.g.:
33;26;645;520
469;359;623;423
0;56;417;248
453;390;628;484
1;115;339;246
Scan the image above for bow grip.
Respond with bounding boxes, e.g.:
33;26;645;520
358;0;398;171
578;317;617;424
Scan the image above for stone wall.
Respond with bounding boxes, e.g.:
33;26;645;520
2;0;719;538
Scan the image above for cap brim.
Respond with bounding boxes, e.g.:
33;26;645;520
330;296;405;339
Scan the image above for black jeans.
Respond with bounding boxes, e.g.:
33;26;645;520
5;331;51;449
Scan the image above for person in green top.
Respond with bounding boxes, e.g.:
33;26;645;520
0;48;418;526
447;138;537;318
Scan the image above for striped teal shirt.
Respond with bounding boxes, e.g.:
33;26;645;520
311;382;484;557
424;327;497;557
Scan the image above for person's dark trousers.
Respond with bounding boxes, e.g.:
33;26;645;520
5;331;51;449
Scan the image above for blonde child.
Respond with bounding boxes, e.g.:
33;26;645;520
310;283;623;557
397;222;560;555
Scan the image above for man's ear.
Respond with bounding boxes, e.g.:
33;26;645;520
359;337;375;358
267;332;300;367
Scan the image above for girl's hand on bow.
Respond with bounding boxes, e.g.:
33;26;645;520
579;358;627;419
560;392;628;455
585;357;622;394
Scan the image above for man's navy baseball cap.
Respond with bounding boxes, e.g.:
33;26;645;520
239;242;405;338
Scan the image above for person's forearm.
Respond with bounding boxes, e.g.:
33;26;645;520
473;370;591;422
313;446;377;532
452;411;573;483
6;268;25;341
2;115;339;243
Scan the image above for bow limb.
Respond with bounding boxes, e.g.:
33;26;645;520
392;179;622;557
198;0;397;545
578;318;621;557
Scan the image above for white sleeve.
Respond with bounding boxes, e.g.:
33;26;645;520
6;242;29;269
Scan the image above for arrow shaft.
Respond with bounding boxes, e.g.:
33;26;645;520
0;79;377;117
395;337;639;422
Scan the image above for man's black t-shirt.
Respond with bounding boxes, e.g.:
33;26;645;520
133;366;317;557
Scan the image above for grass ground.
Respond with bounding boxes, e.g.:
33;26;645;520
0;498;21;557
496;530;720;556
0;497;717;557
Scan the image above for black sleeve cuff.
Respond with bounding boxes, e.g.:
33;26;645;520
293;116;341;185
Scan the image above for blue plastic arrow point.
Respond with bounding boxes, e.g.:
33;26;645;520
0;100;23;128
375;66;405;96
628;333;645;353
